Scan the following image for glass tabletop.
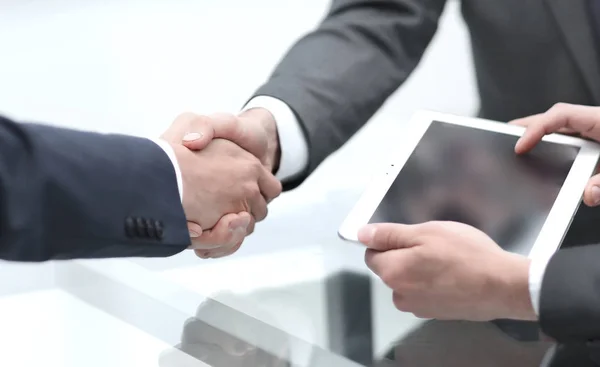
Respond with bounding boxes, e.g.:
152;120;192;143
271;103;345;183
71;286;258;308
3;232;597;367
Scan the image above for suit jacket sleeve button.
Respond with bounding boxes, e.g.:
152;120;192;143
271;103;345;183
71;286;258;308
155;220;164;239
135;217;148;237
125;217;136;237
145;219;156;239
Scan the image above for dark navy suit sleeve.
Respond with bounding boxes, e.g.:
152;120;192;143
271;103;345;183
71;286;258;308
0;115;190;261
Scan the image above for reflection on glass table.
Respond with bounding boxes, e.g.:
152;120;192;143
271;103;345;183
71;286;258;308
159;296;292;367
50;240;595;367
3;184;595;367
154;279;598;367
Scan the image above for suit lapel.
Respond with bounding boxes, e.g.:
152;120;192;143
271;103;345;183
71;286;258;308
546;0;600;104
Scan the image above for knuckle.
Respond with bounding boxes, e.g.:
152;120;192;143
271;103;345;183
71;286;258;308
251;185;263;199
175;112;211;130
219;228;234;244
419;222;435;232
253;203;268;222
224;112;237;121
170;112;213;138
266;180;283;202
241;162;257;177
423;221;445;233
379;269;398;288
190;241;217;251
189;115;211;130
246;220;256;235
194;249;210;259
392;293;410;312
243;183;261;198
252;190;263;203
176;111;197;119
240;182;252;196
376;227;397;247
549;102;570;115
211;112;236;121
226;233;243;249
249;157;263;172
175;112;200;124
229;240;244;255
429;220;445;228
258;206;268;221
379;229;394;246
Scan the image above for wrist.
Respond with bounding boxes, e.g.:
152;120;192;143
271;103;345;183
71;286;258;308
239;107;281;172
494;253;537;321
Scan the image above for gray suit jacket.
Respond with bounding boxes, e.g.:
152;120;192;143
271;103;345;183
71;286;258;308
255;0;600;240
255;0;599;179
252;0;600;341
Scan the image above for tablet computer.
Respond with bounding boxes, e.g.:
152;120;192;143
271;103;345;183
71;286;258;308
338;111;600;260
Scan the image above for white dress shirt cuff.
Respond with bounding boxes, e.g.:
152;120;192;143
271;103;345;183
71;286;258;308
242;96;309;182
528;255;552;316
149;138;183;203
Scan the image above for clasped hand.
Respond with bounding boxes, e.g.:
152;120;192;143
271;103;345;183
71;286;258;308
160;109;281;259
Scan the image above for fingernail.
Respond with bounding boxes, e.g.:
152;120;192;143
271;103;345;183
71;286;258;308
189;230;200;238
229;216;251;231
592;186;600;205
358;225;376;244
183;132;203;142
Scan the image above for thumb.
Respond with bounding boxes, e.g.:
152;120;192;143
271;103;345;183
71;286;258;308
182;130;214;151
186;221;204;249
181;113;245;151
358;223;418;251
583;173;600;207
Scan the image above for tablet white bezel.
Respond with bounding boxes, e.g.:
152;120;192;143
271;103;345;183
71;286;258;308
338;110;600;260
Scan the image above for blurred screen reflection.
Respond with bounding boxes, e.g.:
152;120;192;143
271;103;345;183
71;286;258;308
370;121;579;254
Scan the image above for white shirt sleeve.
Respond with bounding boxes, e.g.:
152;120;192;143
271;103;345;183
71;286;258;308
148;138;183;203
242;96;309;182
528;255;552;316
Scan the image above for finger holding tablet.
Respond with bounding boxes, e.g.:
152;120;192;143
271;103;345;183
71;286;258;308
510;103;600;207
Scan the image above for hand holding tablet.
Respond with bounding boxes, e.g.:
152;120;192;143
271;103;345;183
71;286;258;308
339;109;600;261
359;220;535;321
343;105;600;323
511;103;600;207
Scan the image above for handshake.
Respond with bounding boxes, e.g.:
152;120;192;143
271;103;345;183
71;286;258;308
160;108;282;259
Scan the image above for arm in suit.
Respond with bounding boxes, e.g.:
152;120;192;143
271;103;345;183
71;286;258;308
252;0;447;185
539;245;600;343
548;343;600;367
0;115;190;261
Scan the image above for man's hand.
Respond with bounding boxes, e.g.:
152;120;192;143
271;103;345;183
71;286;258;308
511;103;600;207
162;111;282;258
358;221;536;321
170;139;281;257
163;110;281;172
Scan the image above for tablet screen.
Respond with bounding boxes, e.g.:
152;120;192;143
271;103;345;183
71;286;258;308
369;121;580;254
